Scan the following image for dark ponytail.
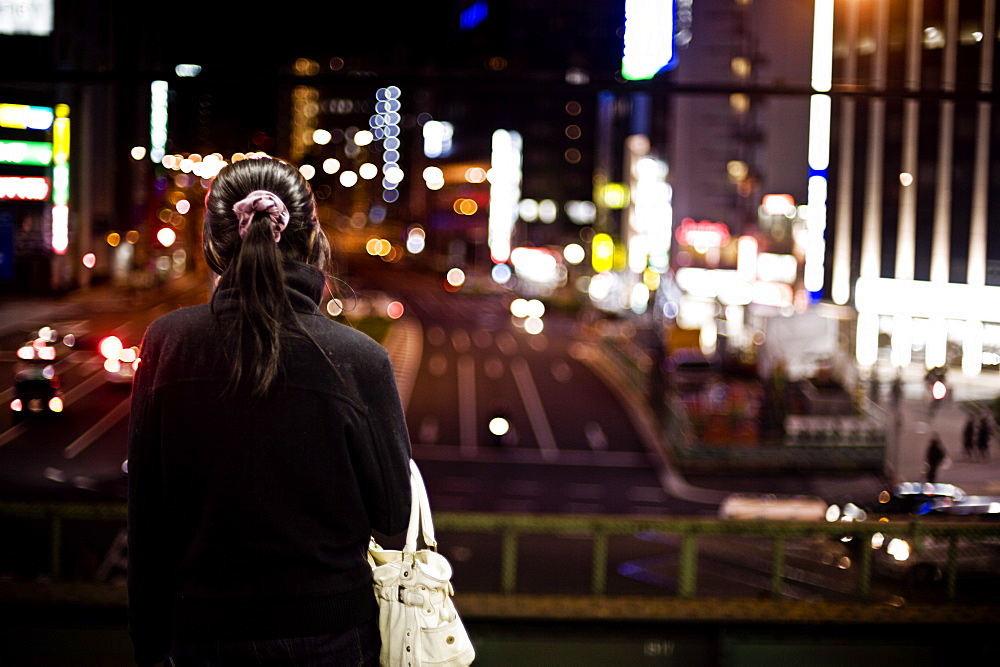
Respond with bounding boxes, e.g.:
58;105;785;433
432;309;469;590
203;157;333;399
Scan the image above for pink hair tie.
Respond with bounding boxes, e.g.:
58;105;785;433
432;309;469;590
233;190;290;242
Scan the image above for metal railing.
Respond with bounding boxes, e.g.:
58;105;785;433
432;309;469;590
2;501;999;609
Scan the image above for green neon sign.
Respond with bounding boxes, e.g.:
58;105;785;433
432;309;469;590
0;140;53;166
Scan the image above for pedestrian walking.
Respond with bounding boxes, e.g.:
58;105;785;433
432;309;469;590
925;432;946;484
964;415;976;461
979;413;992;461
127;157;413;666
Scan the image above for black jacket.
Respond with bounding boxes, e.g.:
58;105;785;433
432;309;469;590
127;262;412;666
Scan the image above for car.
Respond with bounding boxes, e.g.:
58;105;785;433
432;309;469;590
875;482;967;516
10;331;65;419
718;493;831;521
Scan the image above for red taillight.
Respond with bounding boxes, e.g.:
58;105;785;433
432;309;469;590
932;380;947;400
10;398;22;412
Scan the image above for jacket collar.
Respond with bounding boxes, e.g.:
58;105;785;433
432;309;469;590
213;261;327;317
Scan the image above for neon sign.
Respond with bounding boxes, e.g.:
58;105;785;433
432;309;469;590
0;103;54;130
622;0;677;80
0;140;53;166
0;176;51;201
675;218;731;250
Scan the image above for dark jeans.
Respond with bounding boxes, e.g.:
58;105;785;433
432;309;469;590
168;619;380;666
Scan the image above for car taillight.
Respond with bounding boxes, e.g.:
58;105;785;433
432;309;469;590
10;398;22;412
16;346;34;360
104;358;121;373
48;397;63;413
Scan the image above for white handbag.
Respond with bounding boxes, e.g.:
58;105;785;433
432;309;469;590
369;460;475;666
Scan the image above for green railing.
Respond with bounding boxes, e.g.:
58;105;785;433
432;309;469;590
3;502;999;608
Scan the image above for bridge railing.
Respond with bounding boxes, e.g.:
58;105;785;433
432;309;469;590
2;501;999;620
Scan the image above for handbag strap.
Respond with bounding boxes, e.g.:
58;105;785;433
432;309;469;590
404;459;437;553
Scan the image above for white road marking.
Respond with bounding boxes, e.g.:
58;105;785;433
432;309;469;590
451;329;471;353
473;330;493;349
63;395;131;459
457;354;477;458
496;331;518;356
483;356;504;379
510;357;559;461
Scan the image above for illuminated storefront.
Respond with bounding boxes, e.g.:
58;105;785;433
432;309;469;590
0;102;70;291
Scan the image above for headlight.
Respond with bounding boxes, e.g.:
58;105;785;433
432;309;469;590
887;538;911;562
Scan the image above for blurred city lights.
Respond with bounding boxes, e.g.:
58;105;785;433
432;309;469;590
423;120;454;158
524;316;544;335
340;171;358;187
157;227;176;247
299;164;316;180
406;227;426;254
51;205;68;254
323;158;341;174
175;199;190;215
488;417;510;437
359;163;378;179
312;129;332;145
621;0;676;80
519;199;538;222
384;166;405;184
354;130;374;146
465;167;486;183
130;146;146;160
446;268;466;288
386;301;405;319
563;243;585;265
326;299;344;317
150;81;168;164
106;232;120;247
488;129;522;263
174;64;202;77
491;263;512;284
81;253;96;269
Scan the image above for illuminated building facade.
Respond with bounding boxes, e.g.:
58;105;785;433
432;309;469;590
821;0;999;376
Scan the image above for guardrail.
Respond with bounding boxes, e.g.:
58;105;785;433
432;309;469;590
2;501;999;616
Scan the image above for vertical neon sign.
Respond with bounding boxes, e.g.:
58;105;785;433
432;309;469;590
622;0;677;80
51;104;70;255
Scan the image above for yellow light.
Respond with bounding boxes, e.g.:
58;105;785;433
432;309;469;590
600;183;629;209
592;233;615;273
313;129;332;145
126;230;140;244
48;397;64;413
107;232;121;247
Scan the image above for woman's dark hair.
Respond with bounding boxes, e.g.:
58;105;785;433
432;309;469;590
203;157;333;398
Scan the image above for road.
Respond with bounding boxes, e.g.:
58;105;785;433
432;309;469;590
0;276;211;502
0;263;969;603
